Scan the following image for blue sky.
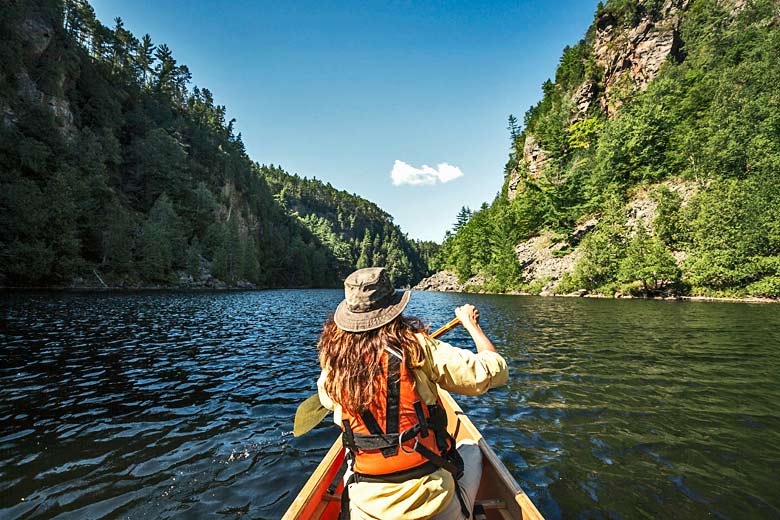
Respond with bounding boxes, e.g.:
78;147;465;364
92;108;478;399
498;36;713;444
92;0;600;242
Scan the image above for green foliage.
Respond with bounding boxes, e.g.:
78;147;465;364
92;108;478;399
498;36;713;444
617;226;681;294
570;200;627;292
683;176;780;294
2;0;436;288
567;117;603;151
441;0;780;298
261;165;435;287
651;186;684;247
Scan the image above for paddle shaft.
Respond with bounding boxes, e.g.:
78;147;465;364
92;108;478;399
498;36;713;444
430;317;461;339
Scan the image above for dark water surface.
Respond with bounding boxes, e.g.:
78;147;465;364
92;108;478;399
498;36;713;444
1;290;779;519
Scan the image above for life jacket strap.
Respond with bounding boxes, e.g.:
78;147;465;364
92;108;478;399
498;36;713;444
384;354;401;456
413;400;429;438
352;460;439;484
410;436;464;480
341;424;421;452
342;419;356;451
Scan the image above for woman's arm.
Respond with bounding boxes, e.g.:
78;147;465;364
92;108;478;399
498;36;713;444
454;304;497;354
420;305;508;396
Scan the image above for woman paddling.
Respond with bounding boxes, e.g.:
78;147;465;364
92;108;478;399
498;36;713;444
317;267;508;519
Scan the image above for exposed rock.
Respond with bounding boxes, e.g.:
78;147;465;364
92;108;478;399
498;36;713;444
626;179;698;234
594;0;690;116
20;18;53;57
15;70;76;136
2;101;15;127
625;195;659;233
570;217;599;245
464;274;488;288
523;134;549;180
671;250;688;267
514;229;586;294
8;19;77;136
513;217;599;292
412;271;489;293
571;79;596;121
47;96;75;132
507;133;549;200
725;0;748;16
413;270;464;292
506;166;523;201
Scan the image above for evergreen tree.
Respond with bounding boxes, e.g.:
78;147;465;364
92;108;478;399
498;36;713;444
136;34;155;85
356;230;373;269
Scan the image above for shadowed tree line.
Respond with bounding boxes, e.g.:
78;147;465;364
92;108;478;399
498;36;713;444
0;0;435;288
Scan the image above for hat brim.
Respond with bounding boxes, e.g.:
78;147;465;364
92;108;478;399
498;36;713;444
333;290;411;332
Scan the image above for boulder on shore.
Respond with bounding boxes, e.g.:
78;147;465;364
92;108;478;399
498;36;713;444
413;271;464;292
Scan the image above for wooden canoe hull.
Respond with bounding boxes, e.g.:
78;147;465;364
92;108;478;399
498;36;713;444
282;389;544;520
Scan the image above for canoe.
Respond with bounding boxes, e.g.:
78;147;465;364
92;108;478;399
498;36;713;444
282;388;545;520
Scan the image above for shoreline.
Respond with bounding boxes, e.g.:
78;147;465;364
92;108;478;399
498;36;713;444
411;288;779;305
3;285;777;304
0;284;335;292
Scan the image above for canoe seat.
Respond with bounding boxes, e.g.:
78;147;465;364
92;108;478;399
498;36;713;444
474;498;513;520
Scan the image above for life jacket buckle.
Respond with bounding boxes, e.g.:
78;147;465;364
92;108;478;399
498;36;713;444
401;435;420;455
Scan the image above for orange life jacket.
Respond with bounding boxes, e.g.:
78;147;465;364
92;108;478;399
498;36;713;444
340;348;447;476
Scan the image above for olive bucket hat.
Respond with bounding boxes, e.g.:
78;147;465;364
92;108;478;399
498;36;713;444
333;267;410;332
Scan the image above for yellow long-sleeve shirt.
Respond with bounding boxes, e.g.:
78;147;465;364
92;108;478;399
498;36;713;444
317;333;509;520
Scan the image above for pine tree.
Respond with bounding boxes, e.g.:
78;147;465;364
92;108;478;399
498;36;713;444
136;34;155;86
153;43;175;96
453;206;472;232
356;229;372;269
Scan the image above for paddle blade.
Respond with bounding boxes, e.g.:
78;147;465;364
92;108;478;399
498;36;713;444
294;393;330;437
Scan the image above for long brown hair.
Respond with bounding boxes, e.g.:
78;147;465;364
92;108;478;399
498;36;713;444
318;315;429;415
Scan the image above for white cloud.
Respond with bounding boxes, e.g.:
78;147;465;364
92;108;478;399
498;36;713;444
390;160;464;186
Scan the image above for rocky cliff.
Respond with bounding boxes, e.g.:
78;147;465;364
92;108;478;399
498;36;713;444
507;0;694;199
428;0;780;299
5;17;76;136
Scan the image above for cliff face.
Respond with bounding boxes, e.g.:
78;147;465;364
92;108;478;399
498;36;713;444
507;0;693;200
593;0;690;117
7;17;76;135
433;0;780;299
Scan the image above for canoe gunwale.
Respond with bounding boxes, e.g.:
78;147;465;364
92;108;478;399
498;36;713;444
282;390;545;520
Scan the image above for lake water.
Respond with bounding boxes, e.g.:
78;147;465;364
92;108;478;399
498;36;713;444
1;290;779;519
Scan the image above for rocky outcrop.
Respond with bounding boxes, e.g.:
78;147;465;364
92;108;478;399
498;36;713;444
20;18;54;56
507;0;692;200
626;179;698;234
594;0;690;116
7;17;76;136
571;79;597;121
412;271;488;293
421;181;700;296
515;234;579;290
726;0;748;16
514;217;598;293
413;271;464;292
507;134;550;201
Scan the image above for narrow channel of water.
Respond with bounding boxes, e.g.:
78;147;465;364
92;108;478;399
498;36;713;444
1;290;778;519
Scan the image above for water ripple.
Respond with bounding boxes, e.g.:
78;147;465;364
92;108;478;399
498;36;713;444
1;290;779;519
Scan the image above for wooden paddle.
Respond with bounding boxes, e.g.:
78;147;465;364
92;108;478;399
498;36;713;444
293;317;461;437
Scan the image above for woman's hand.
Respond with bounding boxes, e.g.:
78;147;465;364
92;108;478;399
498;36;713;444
454;304;480;329
454;304;496;354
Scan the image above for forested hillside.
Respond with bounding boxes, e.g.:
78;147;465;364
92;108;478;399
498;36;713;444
0;0;433;288
434;0;780;298
262;166;437;286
